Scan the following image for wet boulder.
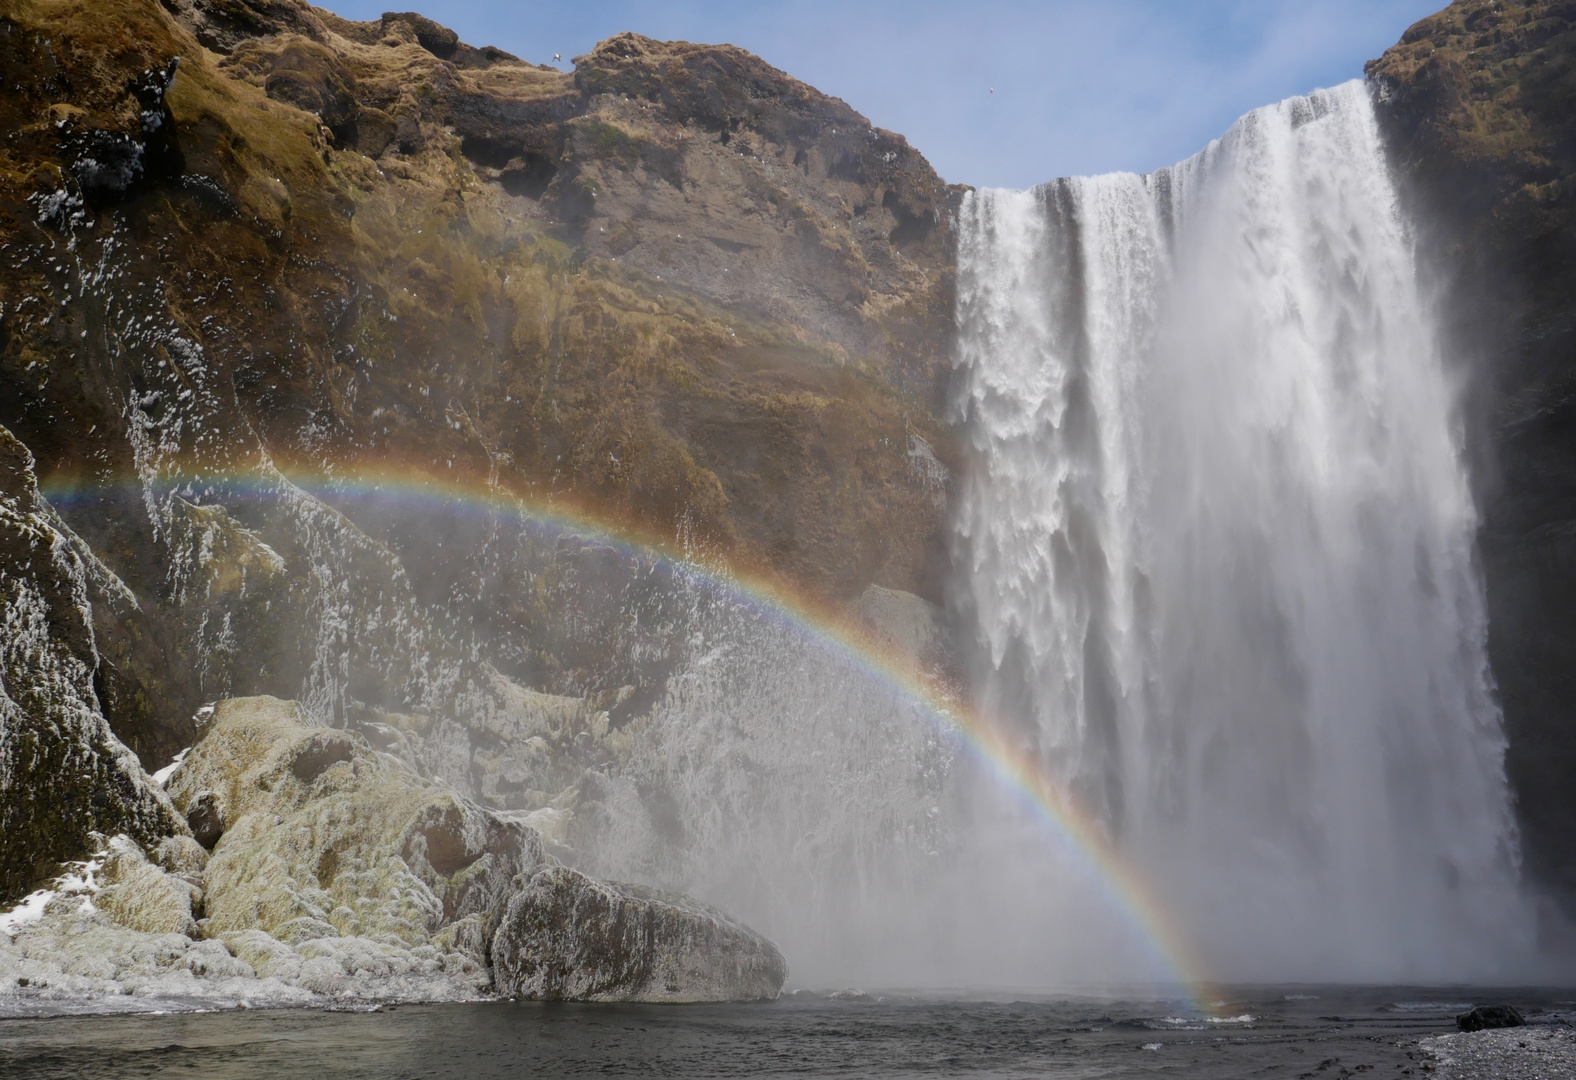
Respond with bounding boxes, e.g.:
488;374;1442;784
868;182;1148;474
492;865;786;1003
1457;1005;1526;1032
185;791;225;849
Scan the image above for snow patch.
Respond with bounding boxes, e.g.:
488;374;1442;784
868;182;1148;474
151;747;189;786
0;890;55;938
0;846;108;938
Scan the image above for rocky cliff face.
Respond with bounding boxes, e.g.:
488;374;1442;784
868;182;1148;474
0;0;956;602
1368;0;1576;908
0;0;959;898
0;425;186;898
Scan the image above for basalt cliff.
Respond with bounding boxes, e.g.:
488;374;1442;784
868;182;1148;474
1368;0;1576;912
1;0;1575;1006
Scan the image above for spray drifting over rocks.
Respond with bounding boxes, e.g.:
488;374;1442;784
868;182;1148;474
2;696;785;1011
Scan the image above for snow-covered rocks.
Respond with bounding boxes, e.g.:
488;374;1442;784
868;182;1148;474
0;424;187;900
94;834;200;936
162;696;545;958
4;693;785;1010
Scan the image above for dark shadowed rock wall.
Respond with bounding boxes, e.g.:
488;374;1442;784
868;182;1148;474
1369;0;1576;906
0;425;186;898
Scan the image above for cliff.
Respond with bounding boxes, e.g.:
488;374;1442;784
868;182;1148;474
0;0;961;900
0;425;185;898
0;0;956;603
1368;0;1576;907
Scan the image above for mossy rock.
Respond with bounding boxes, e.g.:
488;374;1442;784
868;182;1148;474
166;696;545;952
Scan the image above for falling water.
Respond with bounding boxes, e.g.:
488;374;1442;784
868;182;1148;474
954;80;1533;981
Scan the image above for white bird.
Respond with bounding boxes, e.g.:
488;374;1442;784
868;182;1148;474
989;87;995;93
553;53;562;61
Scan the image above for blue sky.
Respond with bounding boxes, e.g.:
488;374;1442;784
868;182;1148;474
324;1;1444;189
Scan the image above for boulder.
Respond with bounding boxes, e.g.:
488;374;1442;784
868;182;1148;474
1457;1004;1526;1032
185;792;226;850
492;865;786;1003
164;696;545;955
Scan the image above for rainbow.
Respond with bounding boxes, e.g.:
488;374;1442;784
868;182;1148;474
43;461;1216;1006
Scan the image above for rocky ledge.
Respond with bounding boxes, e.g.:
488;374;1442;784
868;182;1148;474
0;696;785;1010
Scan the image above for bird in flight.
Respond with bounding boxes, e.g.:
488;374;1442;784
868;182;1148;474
554;52;562;61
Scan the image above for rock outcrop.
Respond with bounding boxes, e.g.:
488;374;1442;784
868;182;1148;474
1368;0;1576;907
1457;1004;1527;1032
164;696;545;959
4;694;784;1006
0;426;186;900
0;0;960;893
0;0;956;611
492;865;787;1002
854;584;952;673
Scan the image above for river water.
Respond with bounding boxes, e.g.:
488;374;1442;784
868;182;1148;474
3;987;1571;1078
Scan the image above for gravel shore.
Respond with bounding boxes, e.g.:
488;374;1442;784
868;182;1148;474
1422;1025;1575;1079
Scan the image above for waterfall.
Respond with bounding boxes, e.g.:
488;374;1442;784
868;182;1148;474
954;80;1532;980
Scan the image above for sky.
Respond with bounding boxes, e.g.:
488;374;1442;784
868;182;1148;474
324;1;1445;189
